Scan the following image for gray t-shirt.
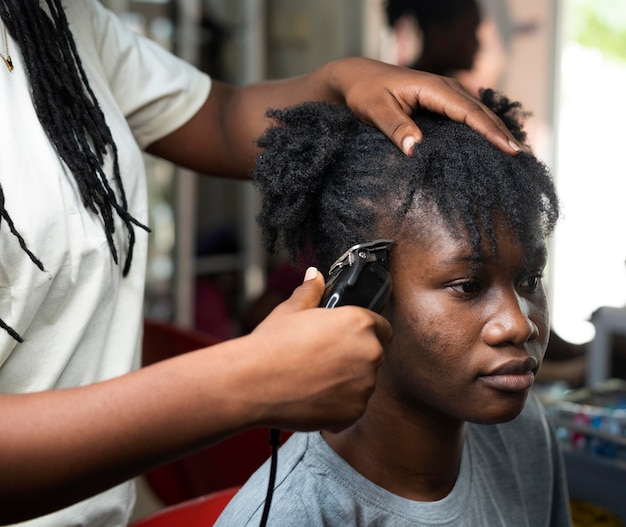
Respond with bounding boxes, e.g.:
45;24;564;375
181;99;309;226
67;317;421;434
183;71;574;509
215;394;571;526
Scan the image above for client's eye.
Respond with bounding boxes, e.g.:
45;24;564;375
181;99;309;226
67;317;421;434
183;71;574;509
520;274;542;292
450;280;481;296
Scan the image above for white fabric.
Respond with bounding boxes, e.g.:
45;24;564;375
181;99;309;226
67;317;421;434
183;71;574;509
0;1;210;525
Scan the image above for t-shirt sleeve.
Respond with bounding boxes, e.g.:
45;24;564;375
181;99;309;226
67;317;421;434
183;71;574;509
76;0;211;149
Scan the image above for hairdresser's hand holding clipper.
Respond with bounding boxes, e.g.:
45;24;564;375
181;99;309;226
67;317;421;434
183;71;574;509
247;267;391;433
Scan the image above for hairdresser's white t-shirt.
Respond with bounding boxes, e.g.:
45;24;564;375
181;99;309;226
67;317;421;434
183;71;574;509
0;1;210;525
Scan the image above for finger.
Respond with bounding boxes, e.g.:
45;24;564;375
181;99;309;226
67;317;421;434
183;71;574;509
332;305;393;351
274;267;326;314
371;75;526;157
448;96;527;155
367;93;524;158
371;311;393;348
357;97;424;156
420;77;528;155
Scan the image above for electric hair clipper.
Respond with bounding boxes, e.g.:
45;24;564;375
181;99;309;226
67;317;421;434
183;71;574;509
320;240;394;314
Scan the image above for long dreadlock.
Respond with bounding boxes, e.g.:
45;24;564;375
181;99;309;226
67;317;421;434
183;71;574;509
0;0;149;342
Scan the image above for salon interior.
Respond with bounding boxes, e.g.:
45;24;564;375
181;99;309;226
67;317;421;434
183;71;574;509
101;1;626;525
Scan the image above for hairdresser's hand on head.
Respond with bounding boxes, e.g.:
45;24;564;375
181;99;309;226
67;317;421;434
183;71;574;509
246;267;391;433
328;58;525;156
147;57;525;179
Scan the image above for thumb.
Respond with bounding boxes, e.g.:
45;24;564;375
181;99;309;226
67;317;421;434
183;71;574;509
280;267;325;312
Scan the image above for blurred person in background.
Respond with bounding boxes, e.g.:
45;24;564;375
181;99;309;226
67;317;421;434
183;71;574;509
384;0;481;80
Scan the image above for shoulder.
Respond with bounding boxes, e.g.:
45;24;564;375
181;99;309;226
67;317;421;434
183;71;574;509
215;432;366;526
62;0;117;40
215;433;313;526
60;0;210;147
62;0;157;65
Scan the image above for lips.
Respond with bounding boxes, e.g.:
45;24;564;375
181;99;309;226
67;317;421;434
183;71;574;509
480;357;539;392
485;357;539;378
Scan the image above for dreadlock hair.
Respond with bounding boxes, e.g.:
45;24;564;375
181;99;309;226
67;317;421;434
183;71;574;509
0;0;149;341
253;89;559;277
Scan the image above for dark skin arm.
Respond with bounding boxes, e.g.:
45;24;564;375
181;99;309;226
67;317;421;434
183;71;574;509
146;57;523;176
0;273;390;524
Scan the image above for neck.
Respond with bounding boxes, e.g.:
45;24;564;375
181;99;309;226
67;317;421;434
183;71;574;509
322;389;466;502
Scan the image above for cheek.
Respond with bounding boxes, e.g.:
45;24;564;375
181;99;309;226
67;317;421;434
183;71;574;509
534;297;551;352
383;299;475;393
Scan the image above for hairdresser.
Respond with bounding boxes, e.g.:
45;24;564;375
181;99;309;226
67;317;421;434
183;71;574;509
0;1;523;525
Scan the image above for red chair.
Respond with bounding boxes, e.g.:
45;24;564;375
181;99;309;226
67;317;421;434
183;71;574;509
142;318;222;367
130;486;239;527
141;319;288;505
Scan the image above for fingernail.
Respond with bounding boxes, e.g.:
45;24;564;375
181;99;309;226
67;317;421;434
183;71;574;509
402;136;416;156
304;267;318;282
508;139;522;152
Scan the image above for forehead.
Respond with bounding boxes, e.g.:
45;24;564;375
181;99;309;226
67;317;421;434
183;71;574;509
395;208;547;267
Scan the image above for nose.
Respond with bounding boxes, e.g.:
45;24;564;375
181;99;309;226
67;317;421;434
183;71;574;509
482;290;539;347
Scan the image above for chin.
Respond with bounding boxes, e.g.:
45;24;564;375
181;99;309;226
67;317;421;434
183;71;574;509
465;396;528;425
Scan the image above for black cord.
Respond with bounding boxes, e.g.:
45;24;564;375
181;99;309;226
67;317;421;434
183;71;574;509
259;428;281;527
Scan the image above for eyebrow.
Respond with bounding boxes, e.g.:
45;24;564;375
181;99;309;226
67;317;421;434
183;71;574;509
438;242;548;269
438;254;485;272
440;254;482;265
